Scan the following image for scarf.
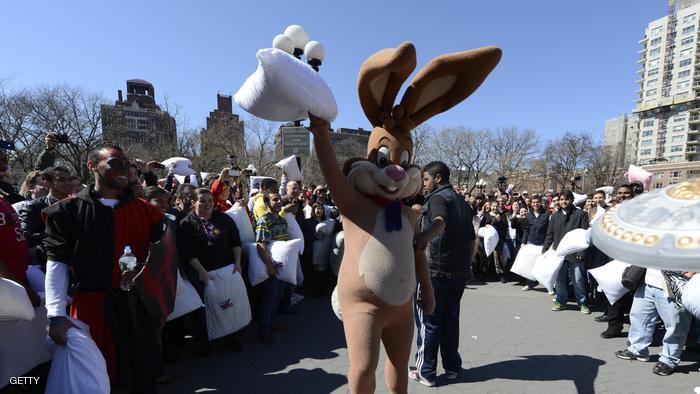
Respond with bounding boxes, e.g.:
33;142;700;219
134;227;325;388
366;195;403;232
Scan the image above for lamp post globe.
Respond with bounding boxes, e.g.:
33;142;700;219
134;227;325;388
284;25;309;58
304;41;325;71
272;34;294;55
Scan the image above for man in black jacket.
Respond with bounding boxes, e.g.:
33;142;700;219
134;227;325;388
543;190;590;313
520;194;549;290
19;166;72;268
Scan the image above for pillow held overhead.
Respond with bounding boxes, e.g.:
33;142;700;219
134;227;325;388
234;48;338;122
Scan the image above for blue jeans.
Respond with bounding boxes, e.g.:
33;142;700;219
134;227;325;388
555;260;588;305
258;276;286;334
627;284;692;367
414;275;467;381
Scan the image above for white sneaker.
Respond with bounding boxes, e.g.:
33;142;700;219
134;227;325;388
445;369;459;380
409;367;435;387
521;285;532;291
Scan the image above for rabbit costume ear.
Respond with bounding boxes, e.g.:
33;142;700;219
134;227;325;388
357;42;416;129
399;46;502;129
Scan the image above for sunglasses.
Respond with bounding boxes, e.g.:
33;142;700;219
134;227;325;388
105;157;130;171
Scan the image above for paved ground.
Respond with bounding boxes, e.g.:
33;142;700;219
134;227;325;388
161;282;700;394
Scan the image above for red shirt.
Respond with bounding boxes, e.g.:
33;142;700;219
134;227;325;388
0;198;29;283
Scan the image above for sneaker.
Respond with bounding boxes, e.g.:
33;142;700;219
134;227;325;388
580;305;591;314
594;315;610;323
551;301;564;311
408;367;435;387
521;285;532;291
652;361;674;376
615;349;650;362
548;290;555;295
445;369;459;380
600;327;623;339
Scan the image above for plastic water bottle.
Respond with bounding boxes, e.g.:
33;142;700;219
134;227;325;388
119;245;138;291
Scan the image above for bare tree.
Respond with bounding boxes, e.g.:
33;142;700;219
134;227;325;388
430;127;493;189
489;127;539;189
411;123;433;167
243;116;279;176
543;131;594;191
0;86;43;174
586;143;627;190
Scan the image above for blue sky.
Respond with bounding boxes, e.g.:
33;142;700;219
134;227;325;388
0;1;669;141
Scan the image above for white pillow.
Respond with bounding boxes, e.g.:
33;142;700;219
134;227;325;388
478;225;499;257
331;286;342;321
285;213;304;254
682;274;700;319
270;239;302;285
510;244;542;281
226;206;256;244
276;155;303;182
203;265;251;340
330;231;344;276
0;278;35;321
555;228;590;257
167;271;204;322
234;48;338;122
588;260;631;305
244;243;268;286
46;318;109;394
316;219;336;237
573;192;588;206
531;250;565;293
161;157;196;176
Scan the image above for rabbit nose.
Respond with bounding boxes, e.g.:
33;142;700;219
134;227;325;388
386;165;406;182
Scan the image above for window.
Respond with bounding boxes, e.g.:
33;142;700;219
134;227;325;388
641;140;653;147
648;68;660;76
681;48;693;58
647;78;659;87
647;88;658;96
677;91;689;97
651;37;663;45
683;25;696;34
679;70;692;78
670;156;685;162
678;79;691;88
643;119;655;127
689;170;700;176
671;146;684;153
654;172;665;179
641;149;652;156
642;130;654;137
649;47;661;56
684;13;697;23
680;58;693;67
652;26;664;35
654;182;664;189
682;36;695;46
650;58;662;67
672;135;685;143
675;114;687;122
674;125;686;132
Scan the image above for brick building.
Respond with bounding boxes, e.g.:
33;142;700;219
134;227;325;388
101;79;177;159
200;94;245;171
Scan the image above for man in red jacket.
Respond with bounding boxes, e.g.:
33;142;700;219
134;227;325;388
44;145;166;393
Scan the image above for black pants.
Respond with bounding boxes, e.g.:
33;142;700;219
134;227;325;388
607;291;633;332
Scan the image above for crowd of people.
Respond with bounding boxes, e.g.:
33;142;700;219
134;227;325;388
0;133;698;392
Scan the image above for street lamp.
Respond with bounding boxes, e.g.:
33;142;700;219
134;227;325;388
272;25;326;125
476;179;487;193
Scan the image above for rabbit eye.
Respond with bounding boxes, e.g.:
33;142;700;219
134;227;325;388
400;151;410;167
377;146;390;168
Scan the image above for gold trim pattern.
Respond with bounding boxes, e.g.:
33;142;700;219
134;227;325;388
667;178;700;200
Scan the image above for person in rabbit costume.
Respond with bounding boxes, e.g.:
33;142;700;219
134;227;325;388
308;42;501;393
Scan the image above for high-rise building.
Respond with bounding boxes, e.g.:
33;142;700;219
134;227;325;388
101;79;177;158
603;114;639;164
200;94;245;171
633;0;700;164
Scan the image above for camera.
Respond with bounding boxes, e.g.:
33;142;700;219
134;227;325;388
55;133;69;144
152;162;166;169
0;140;15;151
